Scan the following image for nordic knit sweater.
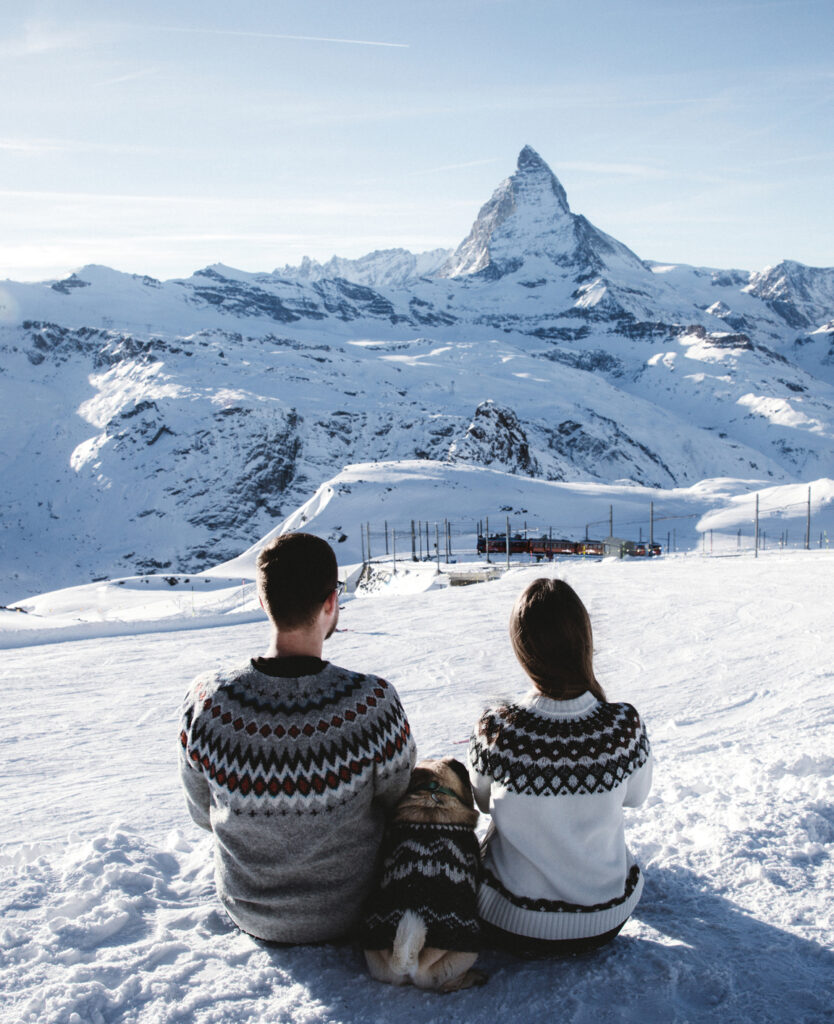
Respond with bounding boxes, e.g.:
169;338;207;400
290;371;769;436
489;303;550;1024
468;690;652;941
360;821;481;952
178;656;416;943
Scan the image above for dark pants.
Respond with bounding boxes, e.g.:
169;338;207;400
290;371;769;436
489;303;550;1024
481;919;625;959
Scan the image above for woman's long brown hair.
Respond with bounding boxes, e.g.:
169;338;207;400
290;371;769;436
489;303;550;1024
509;578;607;701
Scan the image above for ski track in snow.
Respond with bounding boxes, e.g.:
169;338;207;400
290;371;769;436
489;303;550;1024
1;554;833;1023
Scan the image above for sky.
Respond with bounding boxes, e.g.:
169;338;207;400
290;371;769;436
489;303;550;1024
1;0;833;281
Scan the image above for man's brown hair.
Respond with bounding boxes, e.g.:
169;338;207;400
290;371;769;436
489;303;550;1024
509;577;607;701
256;532;338;629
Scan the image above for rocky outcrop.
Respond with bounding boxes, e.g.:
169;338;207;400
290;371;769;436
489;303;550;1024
448;401;541;476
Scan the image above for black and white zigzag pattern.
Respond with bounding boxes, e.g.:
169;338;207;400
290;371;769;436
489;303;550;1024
469;701;650;797
360;822;481;951
482;863;642;914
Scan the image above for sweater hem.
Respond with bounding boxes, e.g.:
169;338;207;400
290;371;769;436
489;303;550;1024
477;870;644;941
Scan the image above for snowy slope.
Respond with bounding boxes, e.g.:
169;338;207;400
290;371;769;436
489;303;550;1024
4;461;834;647
2;147;834;600
1;554;832;1023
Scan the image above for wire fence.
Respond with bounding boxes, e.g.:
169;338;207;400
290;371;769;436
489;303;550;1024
355;487;830;573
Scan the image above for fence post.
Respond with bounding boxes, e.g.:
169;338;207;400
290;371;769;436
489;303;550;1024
754;494;759;558
435;523;441;575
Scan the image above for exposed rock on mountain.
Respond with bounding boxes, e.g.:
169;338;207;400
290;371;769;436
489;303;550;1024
1;146;833;599
449;401;541;476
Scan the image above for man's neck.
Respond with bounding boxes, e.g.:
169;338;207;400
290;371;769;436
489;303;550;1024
263;628;323;661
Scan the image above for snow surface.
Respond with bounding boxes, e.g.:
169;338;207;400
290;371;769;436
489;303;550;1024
5;461;834;650
2;553;833;1023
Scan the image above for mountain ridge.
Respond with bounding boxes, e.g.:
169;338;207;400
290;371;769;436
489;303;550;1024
1;146;833;599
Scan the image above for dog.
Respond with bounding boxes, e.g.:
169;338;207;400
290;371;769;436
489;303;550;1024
361;757;486;992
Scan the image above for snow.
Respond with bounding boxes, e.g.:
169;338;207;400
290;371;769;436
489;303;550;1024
2;552;833;1023
4;461;834;650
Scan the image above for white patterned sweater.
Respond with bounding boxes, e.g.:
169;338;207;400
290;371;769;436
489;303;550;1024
467;690;653;941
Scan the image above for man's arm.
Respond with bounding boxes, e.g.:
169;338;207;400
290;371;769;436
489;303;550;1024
373;684;417;810
178;702;213;832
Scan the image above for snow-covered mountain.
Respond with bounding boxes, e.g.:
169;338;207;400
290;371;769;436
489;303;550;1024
2;145;833;600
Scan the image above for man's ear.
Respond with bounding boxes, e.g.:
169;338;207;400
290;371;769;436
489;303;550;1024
323;590;338;615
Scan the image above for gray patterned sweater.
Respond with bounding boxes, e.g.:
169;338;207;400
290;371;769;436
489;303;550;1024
179;656;416;943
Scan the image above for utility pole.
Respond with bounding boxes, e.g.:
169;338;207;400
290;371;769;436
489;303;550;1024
806;486;811;550
609;504;613;538
485;515;490;564
435;523;440;575
650;501;654;546
392;530;397;574
506;516;511;570
411;520;416;561
384;520;389;555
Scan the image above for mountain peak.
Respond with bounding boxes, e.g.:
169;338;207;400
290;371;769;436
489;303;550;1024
517;144;546;169
513;144;570;216
439;146;580;278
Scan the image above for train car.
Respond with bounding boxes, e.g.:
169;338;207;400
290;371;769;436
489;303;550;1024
578;539;605;556
528;536;578;559
477;533;529;555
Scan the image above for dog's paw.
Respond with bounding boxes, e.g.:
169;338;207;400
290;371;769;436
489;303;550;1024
440;967;488;992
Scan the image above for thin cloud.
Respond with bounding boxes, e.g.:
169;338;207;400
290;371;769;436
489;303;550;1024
406;158;500;177
97;67;159;87
134;24;408;49
559;161;668;179
0;20;90;58
0;139;156;156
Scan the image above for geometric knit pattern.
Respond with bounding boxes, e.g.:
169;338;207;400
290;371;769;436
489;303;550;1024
481;863;642;915
469;701;650;797
180;662;413;815
360;822;482;952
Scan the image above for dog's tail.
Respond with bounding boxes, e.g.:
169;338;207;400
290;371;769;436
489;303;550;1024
390;911;427;977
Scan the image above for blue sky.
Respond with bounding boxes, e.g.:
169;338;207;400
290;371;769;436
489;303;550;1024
2;0;832;280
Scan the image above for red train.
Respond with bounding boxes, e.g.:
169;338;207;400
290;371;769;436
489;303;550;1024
476;535;661;559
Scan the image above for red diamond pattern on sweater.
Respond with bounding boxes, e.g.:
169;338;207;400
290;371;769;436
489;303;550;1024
182;667;413;809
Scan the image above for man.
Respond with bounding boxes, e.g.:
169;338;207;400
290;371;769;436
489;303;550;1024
179;532;417;943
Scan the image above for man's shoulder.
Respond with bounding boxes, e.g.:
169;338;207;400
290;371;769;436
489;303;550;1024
184;661;256;702
326;663;400;695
